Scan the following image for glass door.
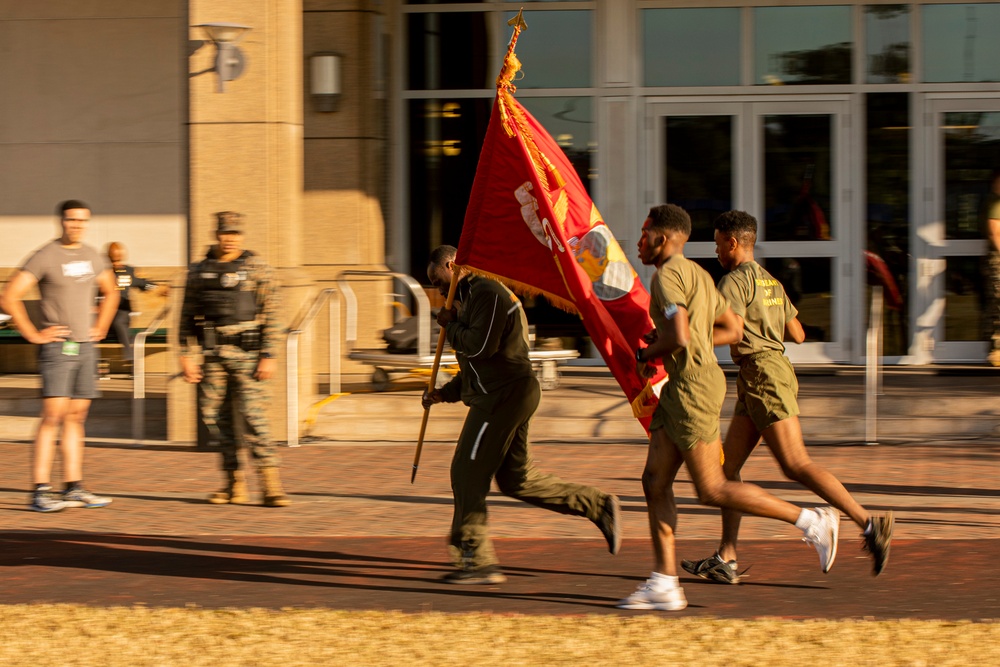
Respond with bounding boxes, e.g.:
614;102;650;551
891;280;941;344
919;95;1000;363
647;96;854;363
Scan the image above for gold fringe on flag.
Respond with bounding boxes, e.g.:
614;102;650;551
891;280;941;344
496;10;566;194
457;264;580;315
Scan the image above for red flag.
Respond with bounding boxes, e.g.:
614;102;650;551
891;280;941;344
455;13;667;428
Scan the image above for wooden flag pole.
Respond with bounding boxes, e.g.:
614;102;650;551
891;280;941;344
411;269;461;483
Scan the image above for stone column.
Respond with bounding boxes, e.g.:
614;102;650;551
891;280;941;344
170;0;314;444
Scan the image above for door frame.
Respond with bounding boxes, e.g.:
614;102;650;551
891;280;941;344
915;93;1000;363
644;94;857;363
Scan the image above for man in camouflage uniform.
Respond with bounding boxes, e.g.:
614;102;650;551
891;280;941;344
985;171;1000;366
179;212;289;507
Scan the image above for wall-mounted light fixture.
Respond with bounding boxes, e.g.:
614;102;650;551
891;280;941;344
310;52;343;112
196;22;252;93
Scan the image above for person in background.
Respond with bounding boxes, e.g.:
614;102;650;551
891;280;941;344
618;204;839;612
178;212;288;507
104;241;168;376
0;199;118;512
680;210;893;586
422;244;621;585
983;170;1000;367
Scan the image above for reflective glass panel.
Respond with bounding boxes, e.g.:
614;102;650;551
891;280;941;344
923;4;1000;82
942;111;1000;240
643;9;740;87
944;256;986;340
519;97;594;195
865;5;911;84
761;257;832;342
866;93;911;356
407;98;492;276
763;114;834;241
754;6;852;85
692;257;728;286
664;116;733;242
502;11;592;88
407;13;492;90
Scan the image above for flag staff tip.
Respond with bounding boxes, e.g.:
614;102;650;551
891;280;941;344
508;8;527;30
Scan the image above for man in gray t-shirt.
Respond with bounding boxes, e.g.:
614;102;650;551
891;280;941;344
0;200;118;513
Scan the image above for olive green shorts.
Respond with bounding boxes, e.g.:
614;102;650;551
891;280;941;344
734;350;800;432
649;364;726;450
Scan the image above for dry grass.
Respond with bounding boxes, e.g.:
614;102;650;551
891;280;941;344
1;605;996;666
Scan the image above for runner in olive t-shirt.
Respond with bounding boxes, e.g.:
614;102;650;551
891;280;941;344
617;204;841;612
681;210;893;587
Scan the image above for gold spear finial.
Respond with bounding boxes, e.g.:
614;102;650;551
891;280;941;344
507;8;528;31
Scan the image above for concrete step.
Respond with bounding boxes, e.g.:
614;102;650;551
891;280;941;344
303;372;1000;444
3;367;999;445
0;375;167;441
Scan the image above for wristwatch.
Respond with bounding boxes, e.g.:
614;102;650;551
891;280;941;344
635;348;646;363
259;352;274;359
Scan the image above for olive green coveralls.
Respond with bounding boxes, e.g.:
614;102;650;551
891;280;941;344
438;276;609;568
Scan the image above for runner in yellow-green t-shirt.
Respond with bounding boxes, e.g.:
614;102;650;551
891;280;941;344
682;210;893;587
617;204;842;613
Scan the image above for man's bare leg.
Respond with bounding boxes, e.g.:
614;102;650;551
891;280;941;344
683;437;841;573
716;415;761;562
763;416;868;528
33;397;70;484
617;428;688;611
60;399;92;483
642;428;684;575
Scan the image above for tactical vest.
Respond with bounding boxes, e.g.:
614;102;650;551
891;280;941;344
197;255;258;325
114;267;133;291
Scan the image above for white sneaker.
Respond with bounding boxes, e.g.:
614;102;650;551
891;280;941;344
803;506;840;573
616;580;687;611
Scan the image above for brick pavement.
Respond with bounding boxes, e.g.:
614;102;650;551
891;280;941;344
2;369;999;617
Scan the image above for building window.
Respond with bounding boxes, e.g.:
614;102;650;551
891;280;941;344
407;13;492;90
754;6;853;85
866;5;911;83
502;10;593;88
642;8;741;87
407;98;492;272
664;115;734;242
519;96;594;195
923;3;1000;82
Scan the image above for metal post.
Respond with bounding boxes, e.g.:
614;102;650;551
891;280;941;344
865;286;884;445
131;305;170;446
285;287;337;448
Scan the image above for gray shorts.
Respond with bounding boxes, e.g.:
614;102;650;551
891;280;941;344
38;341;99;399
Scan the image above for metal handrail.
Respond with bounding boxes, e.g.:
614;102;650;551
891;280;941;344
337;270;432;357
286;287;338;448
285;271;430;447
132;303;171;445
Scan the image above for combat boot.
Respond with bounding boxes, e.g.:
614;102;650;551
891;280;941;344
259;467;291;507
208;469;249;505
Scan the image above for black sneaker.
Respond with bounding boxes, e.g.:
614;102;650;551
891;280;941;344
681;553;747;584
862;512;894;576
441;564;506;585
595;494;622;555
30;485;69;513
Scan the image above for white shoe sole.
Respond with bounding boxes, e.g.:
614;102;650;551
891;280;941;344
819;508;841;573
616;600;688;611
616;593;688;611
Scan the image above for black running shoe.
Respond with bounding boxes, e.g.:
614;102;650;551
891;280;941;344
862;512;894;576
681;553;746;584
595;494;622;555
441;564;506;585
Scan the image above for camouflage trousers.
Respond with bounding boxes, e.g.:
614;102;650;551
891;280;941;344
989;252;1000;352
198;345;279;471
